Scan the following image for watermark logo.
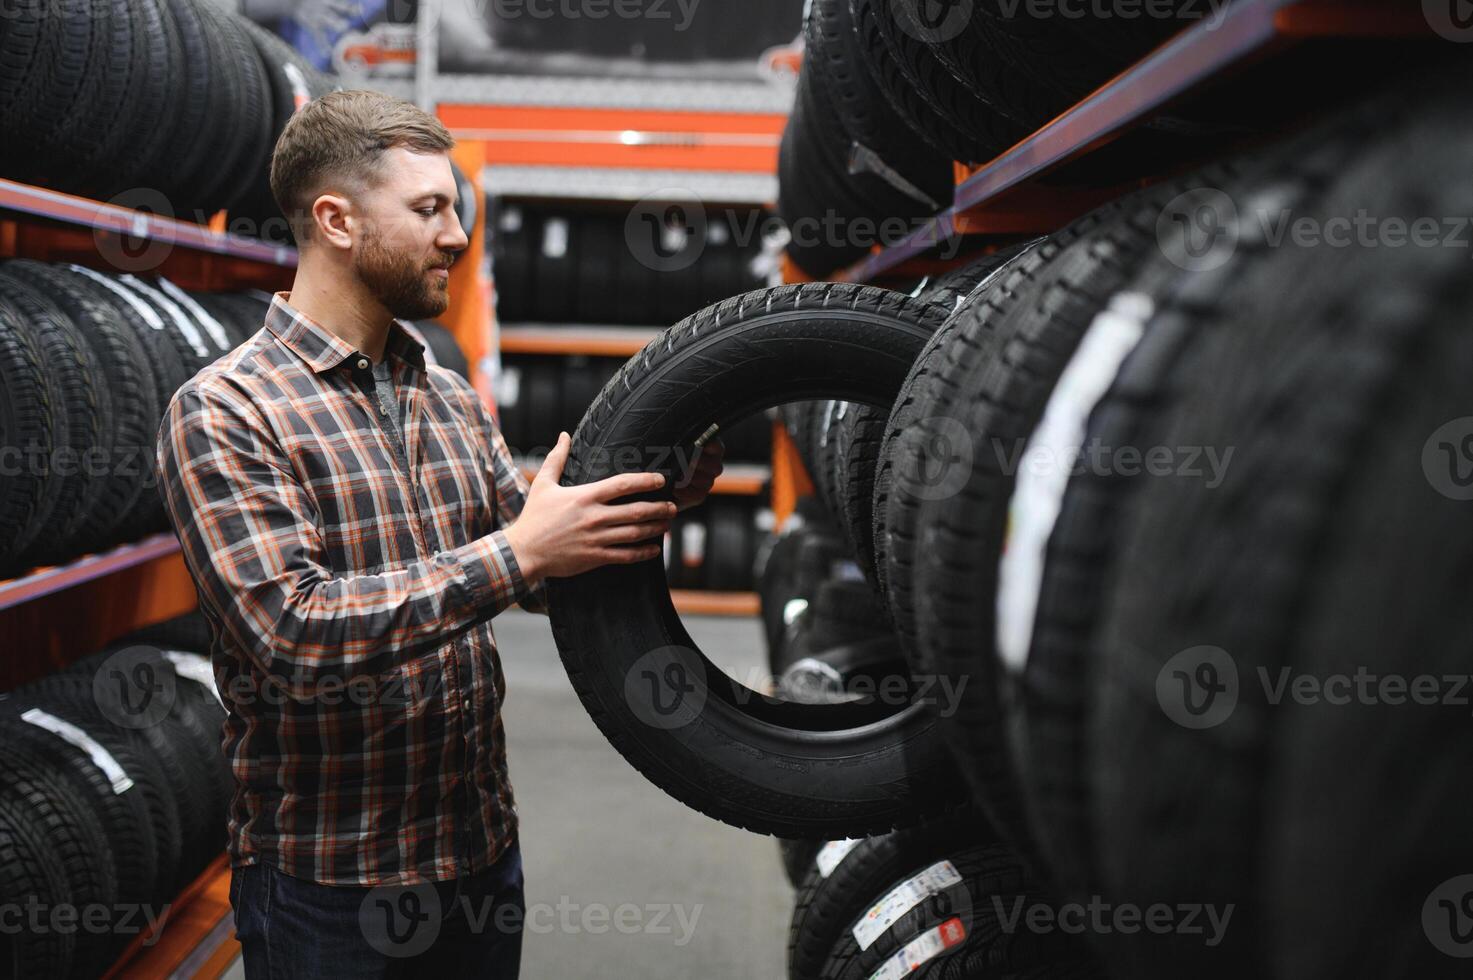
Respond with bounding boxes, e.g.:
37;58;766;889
1425;0;1473;41
624;194;708;273
1157;187;1239;272
1156;645;1238;729
94;646;177;730
1425;875;1473;957
1422;417;1473;500
891;0;974;43
993;895;1233;946
359;882;442;957
624;646;707;730
901;415;976;502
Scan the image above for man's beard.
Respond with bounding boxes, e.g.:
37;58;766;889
355;232;454;320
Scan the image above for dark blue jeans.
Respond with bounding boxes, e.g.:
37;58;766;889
230;839;524;979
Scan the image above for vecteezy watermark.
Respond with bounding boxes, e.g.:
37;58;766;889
1423;417;1473;500
989;437;1234;489
772;662;971;716
1156;645;1240;730
889;0;975;43
992;895;1234;947
622;193;962;274
1156;186;1473;272
623;646;709;730
0;442;159;487
359;885;702;957
0;900;172;946
1156;647;1473;729
1424;875;1473;957
1424;0;1473;42
94;646;179;730
457;0;703;30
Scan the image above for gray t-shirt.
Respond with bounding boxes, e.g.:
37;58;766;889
371;358;407;463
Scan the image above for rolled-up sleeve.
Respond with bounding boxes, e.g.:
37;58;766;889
156;380;534;697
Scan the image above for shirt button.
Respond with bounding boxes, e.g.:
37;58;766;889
357;357;369;369
463;696;472;712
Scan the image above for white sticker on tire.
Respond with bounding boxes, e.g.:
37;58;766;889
995;291;1154;673
852;860;963;950
119;276;211;358
816;839;861;878
163;650;224;707
157;277;234;351
867;917;968;980
66;264;165;330
22;708;135;795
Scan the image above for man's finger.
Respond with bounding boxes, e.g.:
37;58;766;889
584;470;667;502
602;543;664;564
599;500;678;526
601;520;671;544
536;432;571;485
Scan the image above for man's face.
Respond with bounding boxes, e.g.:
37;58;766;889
350;147;469;320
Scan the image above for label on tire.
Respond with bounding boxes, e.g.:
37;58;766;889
22;708;135;795
852;860;963;950
66;264;166;330
158;277;234;351
816;838;861;878
163;651;224;707
120;276;211;358
867;917;967;980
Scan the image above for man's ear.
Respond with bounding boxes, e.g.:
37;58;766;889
311;193;354;250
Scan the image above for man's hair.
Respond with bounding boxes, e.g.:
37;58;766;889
270;89;455;244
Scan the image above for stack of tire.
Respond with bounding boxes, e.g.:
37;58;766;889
0;260;474;579
778;0;1220;277
0;0;337;233
488;199;767;325
542;62;1473;979
0;611;229;978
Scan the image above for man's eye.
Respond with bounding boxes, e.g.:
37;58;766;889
417;208;437;217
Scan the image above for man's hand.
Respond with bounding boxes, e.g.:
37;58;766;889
503;432;676;583
673;438;725;513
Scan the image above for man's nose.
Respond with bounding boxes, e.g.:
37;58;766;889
441;214;470;252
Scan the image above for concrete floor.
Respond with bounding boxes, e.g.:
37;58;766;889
223;609;792;979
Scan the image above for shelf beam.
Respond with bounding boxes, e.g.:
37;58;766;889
0;179;297;267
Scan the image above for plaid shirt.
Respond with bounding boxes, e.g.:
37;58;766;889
156;291;547;886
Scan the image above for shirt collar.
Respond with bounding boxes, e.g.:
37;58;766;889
265;291;428;375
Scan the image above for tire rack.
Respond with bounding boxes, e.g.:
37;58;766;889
771;0;1434;527
0;152;495;975
441;93;789;616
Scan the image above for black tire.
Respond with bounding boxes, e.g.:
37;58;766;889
705;497;753;592
0;778;76;977
574;216;620;324
0;735;121;978
4;260;159;547
0;267;110;569
494;358;531;454
0;714;159;916
548;284;963;836
8;682;185;907
114;609;216;654
524;359;562;453
490;200;535;322
787;810;1085;980
848;0;1010;164
532;212;576;323
857;0;1026;164
0;294;64;572
907;174;1237;849
779;838;826;888
872;237;1044;613
778;66;937;279
807;0;953;208
110;274;217;377
1087;68;1473;980
869;243;1037;603
829;400;889;587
